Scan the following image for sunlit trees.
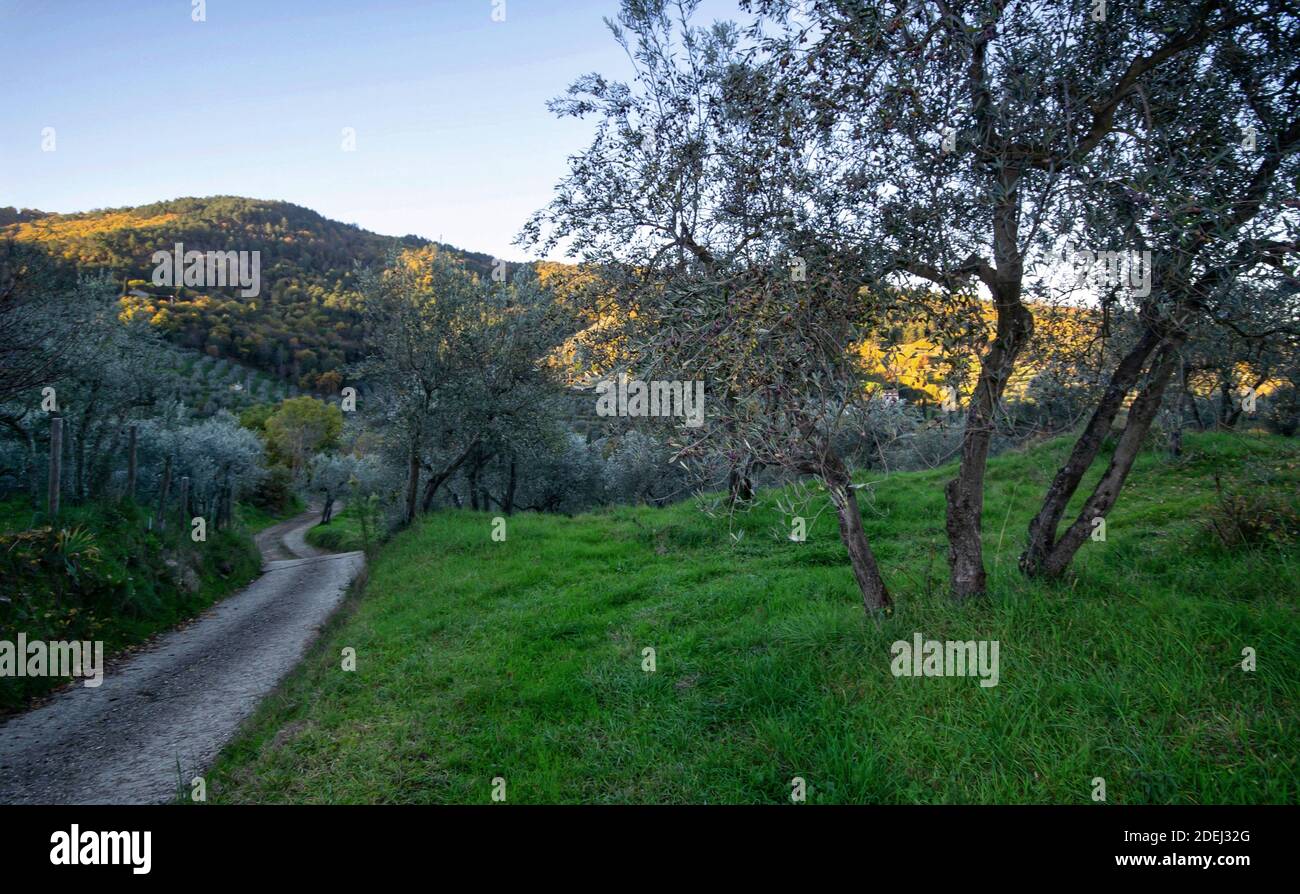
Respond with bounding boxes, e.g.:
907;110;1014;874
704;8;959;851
263;396;343;476
355;249;572;524
5;197;501;395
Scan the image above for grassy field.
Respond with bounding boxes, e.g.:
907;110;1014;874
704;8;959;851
205;432;1299;804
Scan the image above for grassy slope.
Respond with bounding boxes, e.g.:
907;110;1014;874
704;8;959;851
206;432;1299;804
0;499;283;711
303;504;368;553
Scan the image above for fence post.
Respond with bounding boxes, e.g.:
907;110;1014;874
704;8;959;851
156;456;172;532
126;424;138;501
178;476;190;537
47;415;62;518
222;469;232;530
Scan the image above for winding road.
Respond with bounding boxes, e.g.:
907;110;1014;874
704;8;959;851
0;506;364;804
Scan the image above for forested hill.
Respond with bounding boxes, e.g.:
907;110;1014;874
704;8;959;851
0;197;498;393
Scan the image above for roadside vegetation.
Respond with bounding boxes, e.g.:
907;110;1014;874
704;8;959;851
0;497;275;711
235;497;305;535
304;502;374;554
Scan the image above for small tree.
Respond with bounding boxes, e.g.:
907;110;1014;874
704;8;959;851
355;248;572;524
309;451;386;525
263;396;343;476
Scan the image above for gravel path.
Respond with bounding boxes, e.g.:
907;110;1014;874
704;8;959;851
0;507;364;804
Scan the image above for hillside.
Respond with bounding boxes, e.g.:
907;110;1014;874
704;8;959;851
1;197;497;392
203;431;1299;804
0;199;1102;409
4;198;1281;420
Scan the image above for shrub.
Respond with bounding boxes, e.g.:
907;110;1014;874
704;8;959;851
1205;474;1300;548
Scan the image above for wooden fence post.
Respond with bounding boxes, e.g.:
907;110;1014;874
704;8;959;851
178;476;190;537
126;424;138;501
47;416;62;518
222;469;232;530
156;456;172;532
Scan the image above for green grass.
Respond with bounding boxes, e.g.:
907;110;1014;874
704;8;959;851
205;432;1299;804
0;497;265;711
236;496;304;534
304;504;368;552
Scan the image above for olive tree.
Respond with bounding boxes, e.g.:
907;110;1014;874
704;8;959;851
355;249;572;524
1019;3;1299;577
309;450;389;525
523;1;898;611
751;0;1292;595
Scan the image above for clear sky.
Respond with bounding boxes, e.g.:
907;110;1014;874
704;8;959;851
0;0;743;261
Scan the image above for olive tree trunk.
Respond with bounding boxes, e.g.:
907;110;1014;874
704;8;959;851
821;451;891;613
1020;327;1164;575
1030;340;1183;578
944;168;1034;600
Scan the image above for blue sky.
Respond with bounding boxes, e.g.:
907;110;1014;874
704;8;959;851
0;0;743;261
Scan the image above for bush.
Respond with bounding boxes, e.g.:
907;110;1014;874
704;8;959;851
250;465;296;515
1205;475;1300;548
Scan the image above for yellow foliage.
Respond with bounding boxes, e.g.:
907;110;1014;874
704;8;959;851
536;262;635;384
4;212;181;255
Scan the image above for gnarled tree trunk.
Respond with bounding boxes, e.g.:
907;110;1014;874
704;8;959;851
422;439;482;513
944;167;1034;601
1032;339;1183;578
728;455;756;505
155;454;172;532
501;454;517;516
1021;327;1164;575
403;439;421;525
945;291;1034;601
821;451;891;613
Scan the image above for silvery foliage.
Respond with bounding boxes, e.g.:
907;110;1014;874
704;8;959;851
451;432;599;514
137;411;264;507
601;429;685;507
0;271;175;500
0;241;89;404
829;399;959;474
310;451;386;498
175;413;264;499
439;427;693;515
521;1;887;489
